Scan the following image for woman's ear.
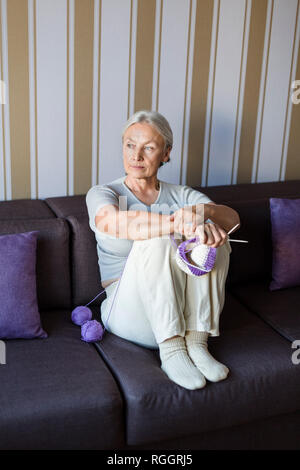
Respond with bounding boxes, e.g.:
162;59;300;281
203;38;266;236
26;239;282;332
164;146;172;162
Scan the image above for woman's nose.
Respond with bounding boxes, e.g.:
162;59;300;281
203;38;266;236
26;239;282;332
130;148;143;160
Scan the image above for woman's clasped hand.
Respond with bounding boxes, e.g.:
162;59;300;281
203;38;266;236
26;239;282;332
170;205;228;248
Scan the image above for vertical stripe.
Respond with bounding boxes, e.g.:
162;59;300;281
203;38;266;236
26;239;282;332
67;0;75;195
186;0;214;187
98;0;131;184
34;0;38;198
256;0;298;182
0;0;5;200
92;0;100;187
74;0;93;195
157;0;191;185
134;0;156;112
67;0;69;195
1;0;11;200
128;0;137;118
280;0;300;180
180;0;196;185
251;0;273;183
7;0;30;199
127;0;133;119
237;0;268;184
231;0;251;184
36;0;67;198
28;0;37;199
206;0;247;187
285;3;300;180
152;0;162;111
202;0;220;186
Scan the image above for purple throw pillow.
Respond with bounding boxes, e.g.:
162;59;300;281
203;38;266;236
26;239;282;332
269;197;300;291
0;231;47;339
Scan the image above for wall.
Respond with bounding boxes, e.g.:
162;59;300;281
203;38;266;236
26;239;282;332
0;0;299;201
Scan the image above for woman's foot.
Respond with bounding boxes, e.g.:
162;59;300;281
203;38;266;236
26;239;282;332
185;330;229;382
159;336;206;390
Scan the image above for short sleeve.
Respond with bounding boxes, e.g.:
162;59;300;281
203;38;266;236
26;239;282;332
181;185;214;206
86;185;119;233
181;185;214;223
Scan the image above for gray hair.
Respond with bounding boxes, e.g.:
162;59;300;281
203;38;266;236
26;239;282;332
121;110;173;167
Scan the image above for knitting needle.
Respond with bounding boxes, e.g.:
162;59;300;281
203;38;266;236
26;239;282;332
227;223;248;243
185;222;248;243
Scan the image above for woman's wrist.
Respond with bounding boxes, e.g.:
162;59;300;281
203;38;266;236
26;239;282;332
195;203;212;222
162;214;175;236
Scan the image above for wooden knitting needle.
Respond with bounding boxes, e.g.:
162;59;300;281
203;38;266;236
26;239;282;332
227;223;248;243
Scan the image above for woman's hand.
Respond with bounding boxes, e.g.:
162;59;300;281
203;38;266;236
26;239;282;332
194;222;228;248
171;205;205;238
171;206;229;247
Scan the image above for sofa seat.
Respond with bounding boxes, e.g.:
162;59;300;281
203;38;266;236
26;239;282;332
0;310;124;450
94;293;300;446
229;280;300;342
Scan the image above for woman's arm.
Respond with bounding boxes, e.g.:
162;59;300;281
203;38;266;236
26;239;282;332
203;203;240;234
171;203;240;236
95;204;175;240
171;203;241;247
95;202;240;243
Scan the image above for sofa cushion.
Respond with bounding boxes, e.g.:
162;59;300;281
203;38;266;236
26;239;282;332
229;280;300;342
45;195;87;218
67;215;103;308
128;410;300;450
0;231;47;339
0;219;71;311
94;293;300;446
269;197;300;290
0;310;124;450
0;199;54;219
193;179;300;204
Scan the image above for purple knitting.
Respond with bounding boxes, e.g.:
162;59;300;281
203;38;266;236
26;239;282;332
178;237;216;276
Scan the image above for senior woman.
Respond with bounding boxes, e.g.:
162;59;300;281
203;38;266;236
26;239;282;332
86;110;240;391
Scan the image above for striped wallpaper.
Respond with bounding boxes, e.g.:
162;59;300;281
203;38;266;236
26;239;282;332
0;0;299;201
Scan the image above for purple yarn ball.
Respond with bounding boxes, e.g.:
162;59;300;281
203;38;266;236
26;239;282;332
71;306;92;326
81;320;104;342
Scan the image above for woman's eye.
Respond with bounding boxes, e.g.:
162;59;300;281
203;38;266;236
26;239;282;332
145;146;153;151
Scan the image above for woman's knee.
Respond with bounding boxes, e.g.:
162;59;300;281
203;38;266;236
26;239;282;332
133;236;172;257
216;242;231;264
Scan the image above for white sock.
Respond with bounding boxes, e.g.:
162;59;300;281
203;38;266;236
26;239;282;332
159;336;206;390
185;330;229;382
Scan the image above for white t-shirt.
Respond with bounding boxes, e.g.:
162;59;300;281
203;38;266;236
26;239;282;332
86;175;214;282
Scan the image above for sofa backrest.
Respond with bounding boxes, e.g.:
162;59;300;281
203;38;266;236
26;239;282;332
193;179;300;204
225;198;272;286
0;199;55;219
67;215;102;308
0;218;71;311
44;196;103;308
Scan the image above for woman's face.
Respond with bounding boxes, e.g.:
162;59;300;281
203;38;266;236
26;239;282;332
122;122;171;179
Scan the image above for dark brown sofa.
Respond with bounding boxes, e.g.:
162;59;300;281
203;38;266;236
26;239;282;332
0;179;299;450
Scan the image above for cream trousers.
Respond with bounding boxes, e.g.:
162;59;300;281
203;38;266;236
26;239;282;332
100;236;232;350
